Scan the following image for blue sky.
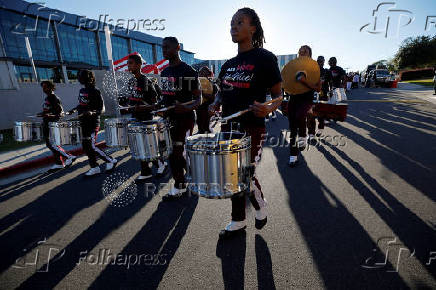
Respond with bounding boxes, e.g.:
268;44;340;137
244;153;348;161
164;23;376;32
43;0;436;71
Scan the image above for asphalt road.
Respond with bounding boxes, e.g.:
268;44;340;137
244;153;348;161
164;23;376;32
0;86;435;290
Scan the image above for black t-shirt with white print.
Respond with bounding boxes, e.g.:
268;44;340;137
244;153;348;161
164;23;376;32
218;48;282;127
327;65;346;88
160;61;199;120
77;86;104;128
42;93;63;124
127;74;158;121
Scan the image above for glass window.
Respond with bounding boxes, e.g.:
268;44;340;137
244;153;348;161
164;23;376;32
14;65;34;82
57;24;99;66
131;40;153;64
14;65;62;83
156;45;164;62
180;51;194;65
0;10;58;62
111;36;129;61
67;69;79;83
98;32;109;67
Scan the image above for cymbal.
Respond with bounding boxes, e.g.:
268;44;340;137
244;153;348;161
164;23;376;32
281;56;320;95
199;77;213;95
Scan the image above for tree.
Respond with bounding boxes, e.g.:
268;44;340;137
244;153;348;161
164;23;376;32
393;35;436;69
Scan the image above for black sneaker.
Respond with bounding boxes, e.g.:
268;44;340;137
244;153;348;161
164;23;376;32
255;217;267;230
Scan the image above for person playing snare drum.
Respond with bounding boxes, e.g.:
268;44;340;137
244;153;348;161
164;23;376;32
209;7;283;238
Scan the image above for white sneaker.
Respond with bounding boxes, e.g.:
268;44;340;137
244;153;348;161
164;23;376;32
50;164;64;170
224;220;246;231
308;134;315;142
288;155;298;167
271;112;277;120
85;166;101;176
255;206;267;220
297;137;306;148
167;186;186;196
105;159;117;171
157;161;167;175
64;156;76;167
162;186;186;200
137;174;152;180
316;129;323;137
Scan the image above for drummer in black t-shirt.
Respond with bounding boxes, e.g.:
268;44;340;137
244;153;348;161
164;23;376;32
209;8;283;238
160;37;202;199
326;57;346;89
37;81;76;171
122;54;167;181
68;70;117;176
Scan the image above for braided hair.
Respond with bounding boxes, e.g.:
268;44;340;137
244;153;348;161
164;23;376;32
237;7;265;48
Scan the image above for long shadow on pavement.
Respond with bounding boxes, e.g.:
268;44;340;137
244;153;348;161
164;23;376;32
0;152;130;275
255;234;276;290
85;194;199;289
216;231;247;290
16;167;174;289
318;142;436;279
335;107;436;203
268;114;410;289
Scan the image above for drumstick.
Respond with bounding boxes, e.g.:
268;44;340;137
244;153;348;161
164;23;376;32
151;100;196;114
219;98;278;123
119;103;153;111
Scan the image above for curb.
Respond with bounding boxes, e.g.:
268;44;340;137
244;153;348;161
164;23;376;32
0;141;107;178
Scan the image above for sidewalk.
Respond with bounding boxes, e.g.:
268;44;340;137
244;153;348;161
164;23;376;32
0;130;107;177
396;82;436;105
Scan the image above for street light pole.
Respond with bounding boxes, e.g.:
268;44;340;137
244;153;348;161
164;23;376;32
104;26;121;117
24;37;38;82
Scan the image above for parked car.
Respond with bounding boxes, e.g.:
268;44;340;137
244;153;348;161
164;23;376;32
373;69;394;87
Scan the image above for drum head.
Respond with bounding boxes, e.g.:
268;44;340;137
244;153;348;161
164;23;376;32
199;77;213;95
186;132;250;152
281;56;320;95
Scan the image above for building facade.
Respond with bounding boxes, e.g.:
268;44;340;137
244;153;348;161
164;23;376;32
0;0;195;88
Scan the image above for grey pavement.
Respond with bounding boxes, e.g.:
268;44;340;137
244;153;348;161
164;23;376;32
0;87;435;290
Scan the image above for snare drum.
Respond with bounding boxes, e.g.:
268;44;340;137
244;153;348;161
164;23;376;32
14;122;42;142
104;118;135;147
49;121;82;145
127;118;172;161
186;132;251;199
